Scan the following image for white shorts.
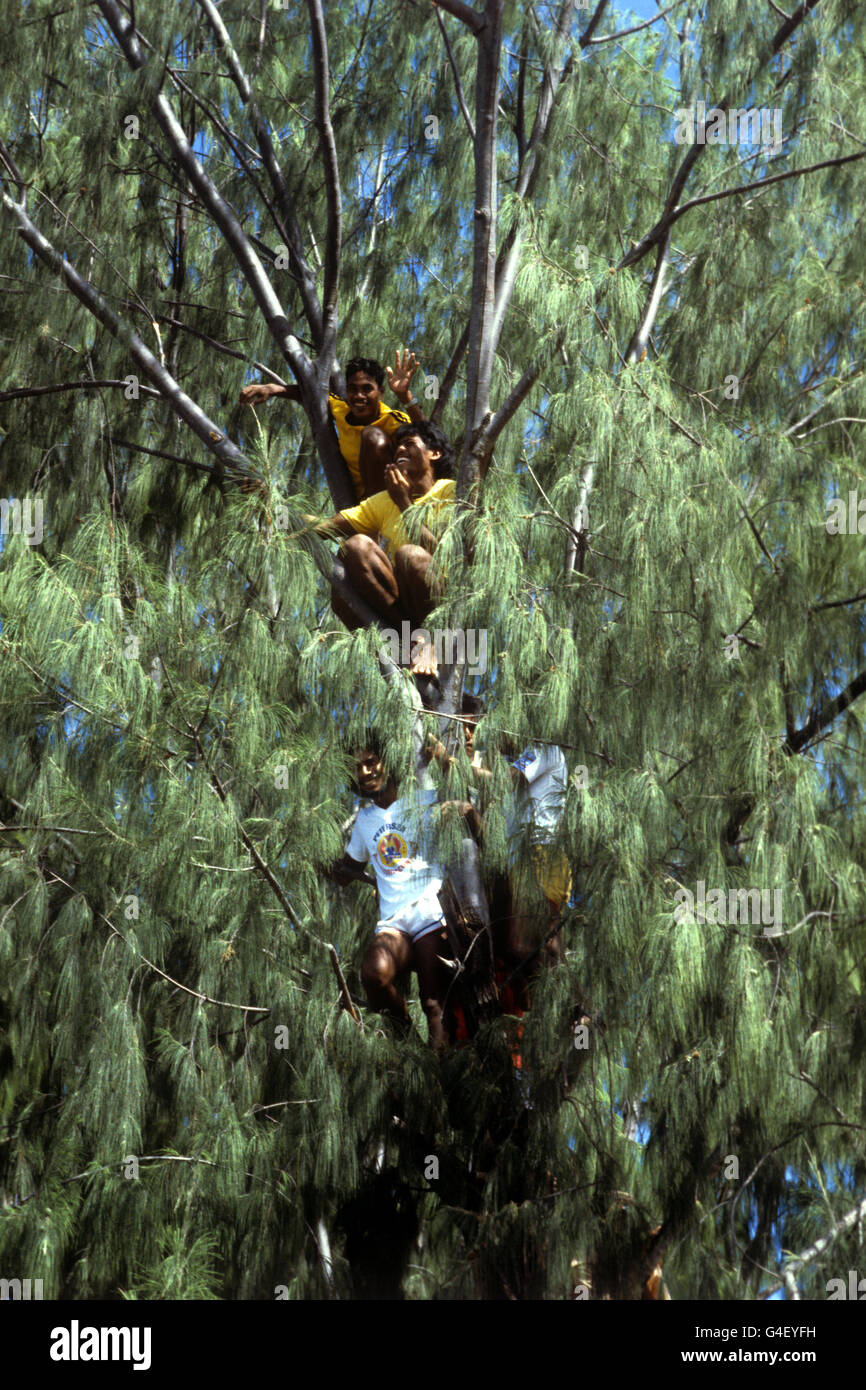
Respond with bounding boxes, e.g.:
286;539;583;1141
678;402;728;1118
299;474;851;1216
375;912;446;944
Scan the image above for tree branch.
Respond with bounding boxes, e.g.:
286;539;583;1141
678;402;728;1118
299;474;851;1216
0;379;160;404
196;0;324;344
726;664;866;849
95;0;354;508
328;944;361;1024
0;187;258;483
458;0;504;495
565;460;595;580
106;435;217;477
429;322;469;424
794;413;866;438
618;0;824;273
810;590;866;613
307;0;342;367
0;132;30;198
166;66;315;315
761;1195;866;1299
483;358;544;451
489;0;578;356
578;0;609;45
49;870;269;1013
585;0;687;44
96;0;311;382
436;6;475;139
437;0;578;436
433;0;485;34
786;668;866;755
662;149;866;234
624;230;671;363
515;36;527;161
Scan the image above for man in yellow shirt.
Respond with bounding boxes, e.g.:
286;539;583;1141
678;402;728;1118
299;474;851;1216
308;422;455;676
238;350;424;499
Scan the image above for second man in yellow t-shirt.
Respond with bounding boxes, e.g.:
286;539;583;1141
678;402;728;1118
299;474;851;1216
308;421;456;677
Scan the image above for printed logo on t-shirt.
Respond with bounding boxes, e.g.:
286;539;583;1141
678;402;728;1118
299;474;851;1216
513;748;538;774
376;830;410;873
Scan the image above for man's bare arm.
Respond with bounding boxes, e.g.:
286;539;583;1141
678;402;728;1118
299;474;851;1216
307;512;356;540
382;464;439;552
238;381;303;406
441;799;482;839
427;737;490;782
277;510;355;541
328;854;375;887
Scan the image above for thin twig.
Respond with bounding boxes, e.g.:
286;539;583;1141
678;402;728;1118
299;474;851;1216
436;6;475;139
585;1;686;45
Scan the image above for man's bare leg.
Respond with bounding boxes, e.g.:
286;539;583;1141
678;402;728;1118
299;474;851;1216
413;926;454;1053
361;929;413;1029
393;544;442;676
331;533;404;631
358;426;393;499
494;906;534;1012
543;902;564;967
496;894;562;1013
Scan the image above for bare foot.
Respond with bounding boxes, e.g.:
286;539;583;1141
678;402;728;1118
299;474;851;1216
410;639;438;678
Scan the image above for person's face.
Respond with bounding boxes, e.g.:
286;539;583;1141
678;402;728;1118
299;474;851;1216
389;433;440;497
356;746;386;797
346;371;383;424
464;718;476;758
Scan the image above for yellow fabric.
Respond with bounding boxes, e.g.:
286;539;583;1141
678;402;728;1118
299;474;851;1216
328;394;412;499
510;846;572;911
338;478;455;557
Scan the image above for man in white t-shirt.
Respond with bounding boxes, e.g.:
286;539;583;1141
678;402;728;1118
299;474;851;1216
506;743;568;857
500;741;571;1010
329;735;458;1051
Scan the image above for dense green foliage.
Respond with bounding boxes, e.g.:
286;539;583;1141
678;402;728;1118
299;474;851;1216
1;0;865;1299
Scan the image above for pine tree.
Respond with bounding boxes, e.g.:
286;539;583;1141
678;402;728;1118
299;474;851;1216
1;0;865;1300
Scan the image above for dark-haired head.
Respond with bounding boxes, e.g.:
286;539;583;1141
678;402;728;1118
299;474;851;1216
461;693;482;757
353;737;388;797
345;357;385;389
355;728;384;762
393;421;454;479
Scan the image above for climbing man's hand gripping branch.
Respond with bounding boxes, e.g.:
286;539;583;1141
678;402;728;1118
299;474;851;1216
328;854;375;887
238;381;300;406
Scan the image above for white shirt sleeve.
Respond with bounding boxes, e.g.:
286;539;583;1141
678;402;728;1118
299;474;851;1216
513;745;547;784
547;745;567;783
